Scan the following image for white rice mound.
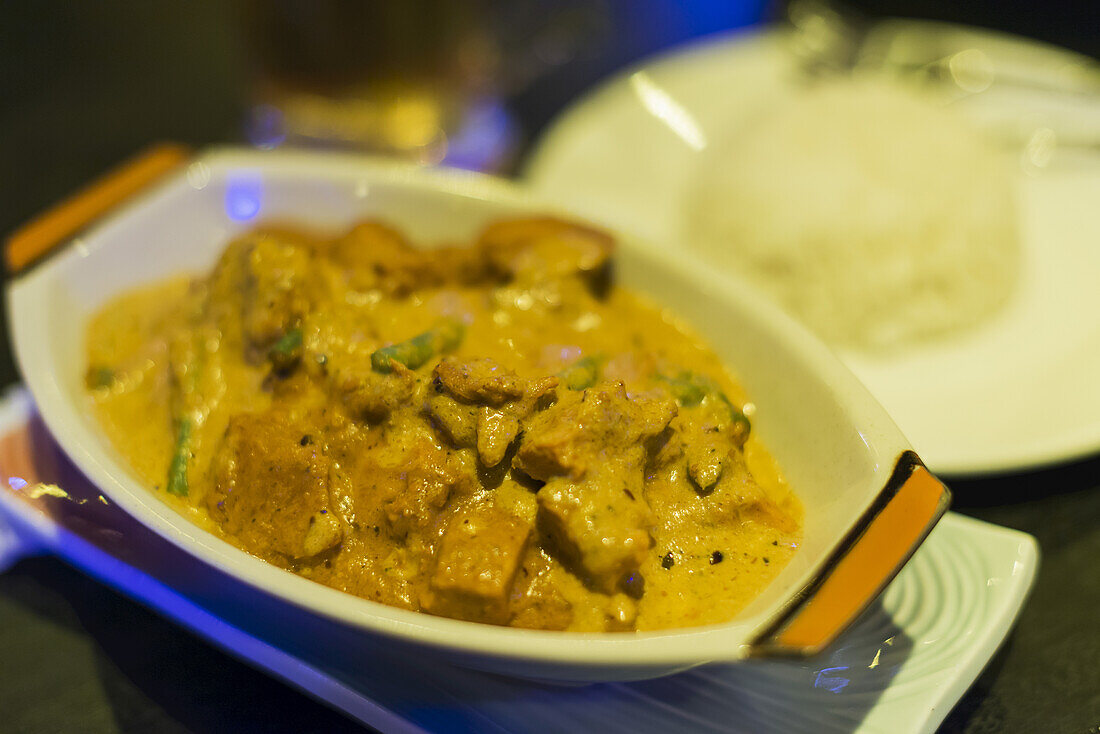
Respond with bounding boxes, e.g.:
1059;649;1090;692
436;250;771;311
685;78;1019;352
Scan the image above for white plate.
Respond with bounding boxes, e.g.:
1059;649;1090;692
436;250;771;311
524;24;1100;476
0;389;1038;734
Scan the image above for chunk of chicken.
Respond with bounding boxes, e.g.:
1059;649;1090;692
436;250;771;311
243;237;313;347
425;393;478;447
327;221;491;294
537;454;653;592
513;382;675;482
327;221;431;295
646;443;796;542
508;550;575;631
478;217;613;287
207;411;341;561
425;504;532;624
428;357;558;466
514;383;675;590
351;439;477;541
433;357;526;405
682;421;729;492
330;355;419;422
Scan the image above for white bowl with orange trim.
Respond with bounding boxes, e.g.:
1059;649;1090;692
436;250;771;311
5;146;949;682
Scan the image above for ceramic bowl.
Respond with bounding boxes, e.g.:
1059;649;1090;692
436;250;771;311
6;147;949;682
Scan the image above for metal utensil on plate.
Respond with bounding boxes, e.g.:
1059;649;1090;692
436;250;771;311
784;0;1100;157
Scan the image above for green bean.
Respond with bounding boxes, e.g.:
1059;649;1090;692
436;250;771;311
656;372;709;406
166;417;192;497
270;327;302;357
269;327;303;370
85;366;115;389
715;392;752;444
167;331;206;497
658;370;751;440
371;318;465;373
558;355;601;390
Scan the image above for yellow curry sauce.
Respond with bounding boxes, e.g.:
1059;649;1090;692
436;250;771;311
86;217;801;631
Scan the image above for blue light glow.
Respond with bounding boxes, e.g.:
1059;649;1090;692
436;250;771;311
814;666;851;693
225;174;264;222
7;477;26;490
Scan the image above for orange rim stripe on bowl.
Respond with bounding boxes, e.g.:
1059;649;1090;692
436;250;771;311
751;452;951;656
5;143;191;275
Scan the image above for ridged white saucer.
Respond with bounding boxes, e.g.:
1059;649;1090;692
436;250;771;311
0;388;1037;734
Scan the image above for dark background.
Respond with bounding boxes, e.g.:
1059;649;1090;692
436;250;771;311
1;2;1098;732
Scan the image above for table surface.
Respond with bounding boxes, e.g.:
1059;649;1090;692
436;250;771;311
1;4;1098;732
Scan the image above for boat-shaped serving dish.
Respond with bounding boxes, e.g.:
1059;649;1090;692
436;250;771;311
5;146;949;682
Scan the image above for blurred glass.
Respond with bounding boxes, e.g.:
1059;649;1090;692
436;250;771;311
241;0;516;170
239;1;772;171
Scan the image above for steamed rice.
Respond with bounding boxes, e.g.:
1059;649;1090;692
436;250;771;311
685;78;1019;352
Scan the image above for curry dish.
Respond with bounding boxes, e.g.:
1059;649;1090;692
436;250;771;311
86;217;801;631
